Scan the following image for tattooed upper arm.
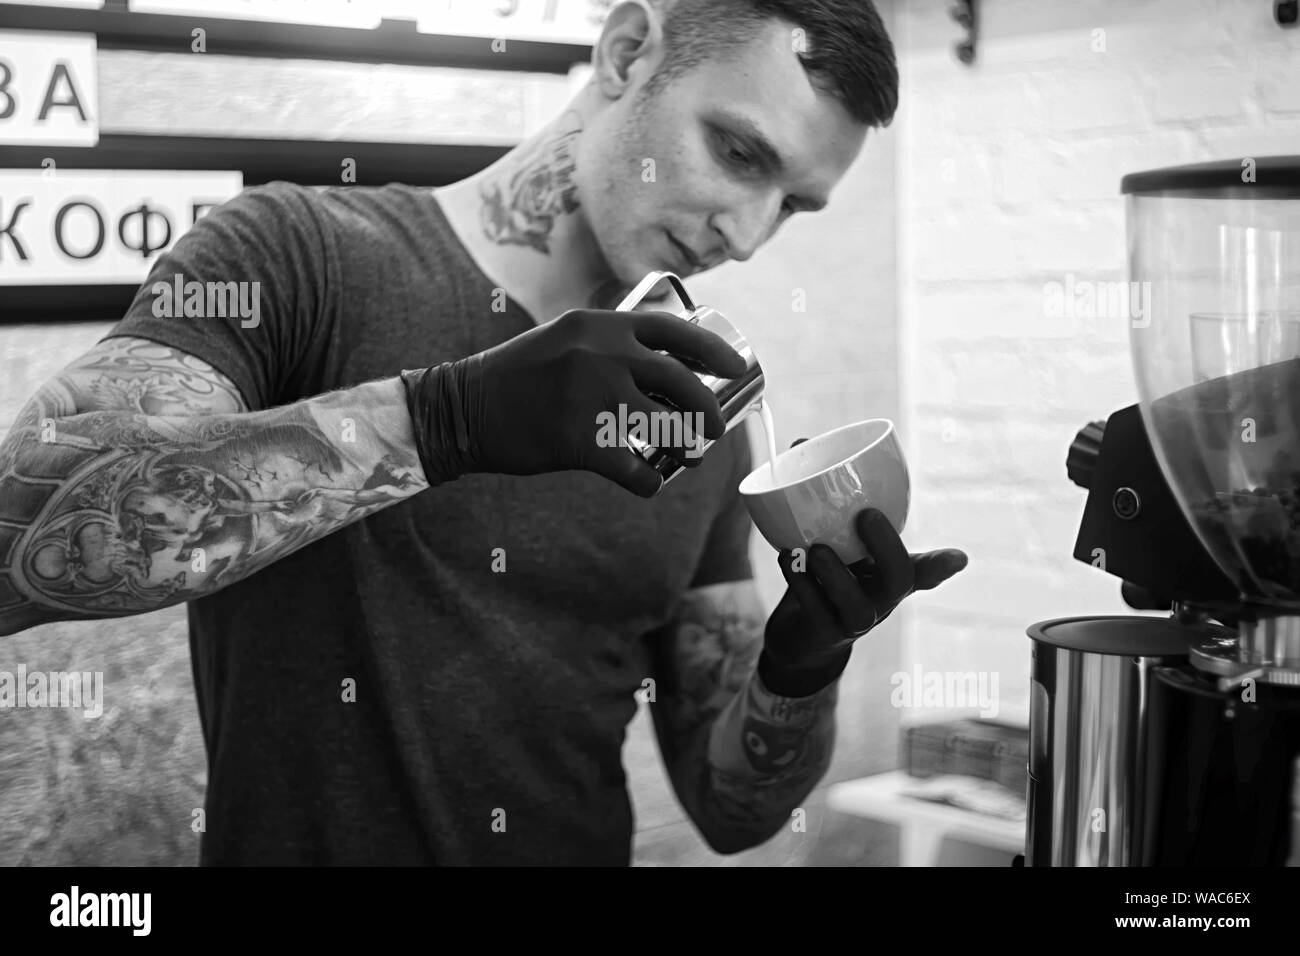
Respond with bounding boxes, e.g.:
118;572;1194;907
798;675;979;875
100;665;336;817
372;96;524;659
0;337;422;634
13;337;248;431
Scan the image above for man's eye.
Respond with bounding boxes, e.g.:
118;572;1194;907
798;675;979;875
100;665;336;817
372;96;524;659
715;132;753;169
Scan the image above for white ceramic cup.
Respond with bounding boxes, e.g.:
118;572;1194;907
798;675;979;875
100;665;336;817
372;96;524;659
738;418;909;565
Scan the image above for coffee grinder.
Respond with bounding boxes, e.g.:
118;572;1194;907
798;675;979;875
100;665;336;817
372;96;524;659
1026;156;1300;866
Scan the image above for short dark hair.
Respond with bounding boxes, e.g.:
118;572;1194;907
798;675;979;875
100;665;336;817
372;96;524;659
641;0;898;129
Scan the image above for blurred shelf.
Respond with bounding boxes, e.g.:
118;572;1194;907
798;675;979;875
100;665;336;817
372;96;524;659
0;133;509;185
827;770;1025;866
0;285;135;325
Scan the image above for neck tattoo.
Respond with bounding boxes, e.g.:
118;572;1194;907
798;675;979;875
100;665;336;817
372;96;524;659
479;110;583;255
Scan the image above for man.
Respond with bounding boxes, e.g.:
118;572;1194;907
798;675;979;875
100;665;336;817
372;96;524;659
0;0;967;864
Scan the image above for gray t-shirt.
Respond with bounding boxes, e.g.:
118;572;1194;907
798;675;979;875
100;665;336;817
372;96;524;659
103;181;753;865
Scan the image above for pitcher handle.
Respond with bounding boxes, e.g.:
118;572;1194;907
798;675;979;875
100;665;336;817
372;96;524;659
614;271;697;315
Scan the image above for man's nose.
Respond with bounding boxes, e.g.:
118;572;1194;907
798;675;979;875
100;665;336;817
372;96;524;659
712;194;783;263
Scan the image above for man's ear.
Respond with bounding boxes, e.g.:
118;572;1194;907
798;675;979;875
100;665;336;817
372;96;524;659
591;0;665;100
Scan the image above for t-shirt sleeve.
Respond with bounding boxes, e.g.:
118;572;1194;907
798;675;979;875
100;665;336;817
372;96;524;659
688;426;756;588
100;181;329;411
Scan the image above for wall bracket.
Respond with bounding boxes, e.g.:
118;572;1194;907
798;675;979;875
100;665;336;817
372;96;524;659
950;0;978;64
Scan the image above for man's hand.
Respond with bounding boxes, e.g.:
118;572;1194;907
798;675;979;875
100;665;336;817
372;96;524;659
760;502;969;698
400;309;747;497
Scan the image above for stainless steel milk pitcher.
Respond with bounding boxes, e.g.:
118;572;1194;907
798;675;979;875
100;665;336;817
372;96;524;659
615;271;765;487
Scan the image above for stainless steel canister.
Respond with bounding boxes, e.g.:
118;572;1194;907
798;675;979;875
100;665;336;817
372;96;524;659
1025;616;1199;866
615;271;764;487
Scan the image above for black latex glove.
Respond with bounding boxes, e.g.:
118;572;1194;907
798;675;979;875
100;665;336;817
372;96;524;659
760;440;969;697
401;309;746;497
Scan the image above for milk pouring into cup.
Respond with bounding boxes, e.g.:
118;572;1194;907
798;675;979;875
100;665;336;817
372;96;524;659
617;271;910;564
758;399;781;485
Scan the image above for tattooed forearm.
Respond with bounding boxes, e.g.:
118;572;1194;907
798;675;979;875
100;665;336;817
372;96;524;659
0;344;427;636
650;582;839;853
479;110;582;254
702;660;838;846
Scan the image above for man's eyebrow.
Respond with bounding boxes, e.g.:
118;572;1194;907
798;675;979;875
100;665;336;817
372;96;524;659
716;111;830;212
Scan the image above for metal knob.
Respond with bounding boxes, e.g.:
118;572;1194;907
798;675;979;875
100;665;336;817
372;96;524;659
1067;420;1107;490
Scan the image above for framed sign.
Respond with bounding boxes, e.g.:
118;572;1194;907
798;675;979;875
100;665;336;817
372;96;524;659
128;0;382;30
417;0;607;45
0;1;599;72
0;29;98;146
127;0;608;43
0;168;242;286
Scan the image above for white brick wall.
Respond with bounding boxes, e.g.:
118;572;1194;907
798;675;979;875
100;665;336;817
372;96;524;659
895;0;1300;724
